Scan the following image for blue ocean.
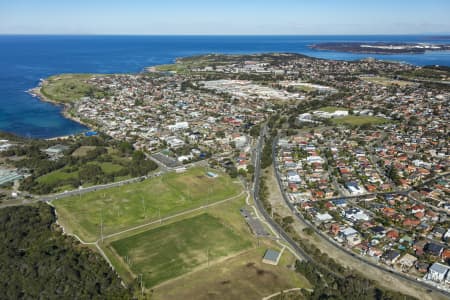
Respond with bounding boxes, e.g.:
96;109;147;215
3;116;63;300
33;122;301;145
0;35;449;138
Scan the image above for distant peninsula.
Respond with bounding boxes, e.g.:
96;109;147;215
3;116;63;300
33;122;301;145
310;42;450;54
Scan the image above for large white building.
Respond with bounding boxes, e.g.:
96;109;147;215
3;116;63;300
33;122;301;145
426;263;450;283
165;136;185;148
345;182;365;195
306;156;324;164
339;227;361;246
168;122;189;131
286;170;301;183
315;213;333;223
342;207;370;222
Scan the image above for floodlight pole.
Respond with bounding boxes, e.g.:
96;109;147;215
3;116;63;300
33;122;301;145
142;197;146;218
100;209;104;243
139;274;144;297
206;186;211;209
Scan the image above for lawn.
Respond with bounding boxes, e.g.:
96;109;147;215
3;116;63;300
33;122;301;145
71;146;97;157
53;167;242;241
89;162;124;174
294;85;315;92
331;115;388;126
317;106;347;113
37;169;78;185
109;213;252;287
360;76;412;87
37;162;124;186
99;192;309;295
152;243;311;300
154;64;187;73
40;74;106;103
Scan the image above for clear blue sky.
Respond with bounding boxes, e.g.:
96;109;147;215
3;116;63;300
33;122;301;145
1;0;449;35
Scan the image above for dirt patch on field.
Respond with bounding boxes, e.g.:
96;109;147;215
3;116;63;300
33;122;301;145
152;248;310;300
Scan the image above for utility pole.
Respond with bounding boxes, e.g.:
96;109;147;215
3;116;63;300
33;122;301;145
207;248;210;267
159;208;161;224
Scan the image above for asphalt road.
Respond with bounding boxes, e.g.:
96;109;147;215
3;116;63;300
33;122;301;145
252;125;346;279
251;124;312;262
39;158;210;203
271;135;450;298
40;175;149;202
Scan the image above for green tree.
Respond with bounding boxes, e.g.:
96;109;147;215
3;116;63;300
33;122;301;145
0;204;132;299
79;164;104;183
119;141;133;155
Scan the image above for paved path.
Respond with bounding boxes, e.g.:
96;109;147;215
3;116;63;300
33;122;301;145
40;176;148;202
50;204;115;270
262;288;304;300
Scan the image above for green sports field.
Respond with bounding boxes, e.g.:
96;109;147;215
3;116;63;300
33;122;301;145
109;213;252;287
317;106;347;113
331;115;388;126
53;167;242;242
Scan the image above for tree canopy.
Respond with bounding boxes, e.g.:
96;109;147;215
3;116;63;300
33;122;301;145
0;203;132;299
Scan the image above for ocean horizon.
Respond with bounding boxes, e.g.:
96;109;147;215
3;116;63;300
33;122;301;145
1;35;449;139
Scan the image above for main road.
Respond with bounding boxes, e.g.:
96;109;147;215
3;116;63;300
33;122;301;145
251;124;346;280
0;158;210;208
270;135;450;298
251;124;311;262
